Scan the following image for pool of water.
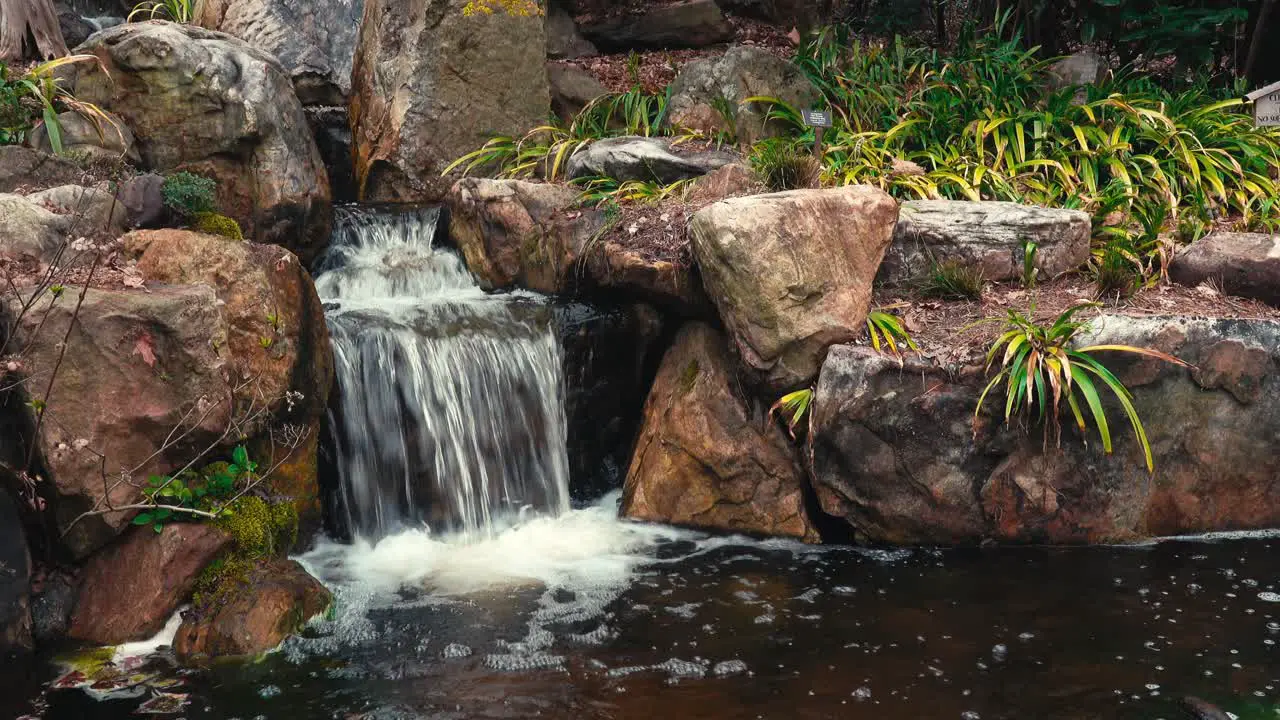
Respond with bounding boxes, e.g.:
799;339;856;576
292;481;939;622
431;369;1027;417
6;498;1280;720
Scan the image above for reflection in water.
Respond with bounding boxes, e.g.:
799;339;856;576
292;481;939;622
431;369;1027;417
11;498;1280;720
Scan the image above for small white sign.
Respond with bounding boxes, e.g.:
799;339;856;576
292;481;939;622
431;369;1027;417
1246;82;1280;127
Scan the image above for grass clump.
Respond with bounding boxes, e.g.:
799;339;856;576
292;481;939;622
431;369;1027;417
920;260;984;300
749;139;821;192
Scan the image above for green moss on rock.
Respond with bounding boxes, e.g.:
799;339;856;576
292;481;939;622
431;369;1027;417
192;212;244;240
192;496;300;611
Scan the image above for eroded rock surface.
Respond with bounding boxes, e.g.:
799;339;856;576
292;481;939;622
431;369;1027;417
1170;232;1280;307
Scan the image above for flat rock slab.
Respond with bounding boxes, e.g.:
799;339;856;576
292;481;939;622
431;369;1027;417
1170;232;1280;307
567;136;736;184
880;200;1091;285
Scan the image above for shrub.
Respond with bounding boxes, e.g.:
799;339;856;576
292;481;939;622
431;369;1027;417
192;212;244;240
866;308;919;356
974;303;1189;472
749;138;821;192
162;171;218;216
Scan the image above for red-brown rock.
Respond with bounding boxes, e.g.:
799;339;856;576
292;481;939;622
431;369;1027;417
68;523;231;645
622;323;818;541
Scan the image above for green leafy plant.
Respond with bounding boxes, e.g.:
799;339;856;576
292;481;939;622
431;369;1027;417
0;57;116;154
974;303;1189;472
769;388;813;440
128;0;202;22
132;445;258;533
1021;240;1039;289
162;171;218;216
920;260;984;300
749;138;821;192
866;308;919;356
575;176;691;206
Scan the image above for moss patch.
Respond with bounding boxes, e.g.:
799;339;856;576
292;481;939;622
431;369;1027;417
679;359;700;395
191;497;298;611
192;212;245;240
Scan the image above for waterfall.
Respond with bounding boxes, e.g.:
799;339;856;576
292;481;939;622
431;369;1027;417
316;206;571;541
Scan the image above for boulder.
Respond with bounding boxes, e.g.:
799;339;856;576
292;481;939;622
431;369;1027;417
811;316;1280;545
567;136;735;184
0;146;83;193
28;185;128;236
580;0;733;53
622;323;817;541
546;1;597;59
0;194;72;264
686;162;760;205
1048;52;1107;90
71;22;332;264
690;185;899;392
0;492;32;655
549;63;609;122
196;0;364;105
57;4;97;48
447;178;708;310
667;45;818;145
117;173;167;229
28;110;139;164
173;558;330;660
1169;232;1280;307
68;523;232;644
30;570;78;644
125;230;335;527
448;178;603;294
10;285;233;557
351;0;549;203
880;200;1092;286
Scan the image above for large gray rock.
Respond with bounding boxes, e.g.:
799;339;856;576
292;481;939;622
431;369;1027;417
667;45;817;145
28;109;139;164
1170;232;1280;307
880;200;1091;285
1048;52;1107;90
196;0;364;105
567;136;735;184
622;323;817;541
28;185;129;236
352;0;549;203
0;147;83;193
0;492;32;655
71;22;333;263
812;315;1280;545
546;1;597;59
580;0;733;52
0;194;72;264
690;185;899;392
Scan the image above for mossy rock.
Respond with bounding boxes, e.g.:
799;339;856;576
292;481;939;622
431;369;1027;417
192;496;299;611
191;212;244;240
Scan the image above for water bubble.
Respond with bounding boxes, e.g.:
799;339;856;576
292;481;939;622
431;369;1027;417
713;660;748;677
258;685;282;699
961;712;980;720
1018;632;1035;641
991;644;1008;662
442;643;472;659
852;686;872;701
1258;592;1280;603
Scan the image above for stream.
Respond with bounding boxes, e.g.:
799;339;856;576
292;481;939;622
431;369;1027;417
4;207;1277;720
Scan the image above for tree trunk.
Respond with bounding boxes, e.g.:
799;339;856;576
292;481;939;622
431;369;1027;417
0;0;69;62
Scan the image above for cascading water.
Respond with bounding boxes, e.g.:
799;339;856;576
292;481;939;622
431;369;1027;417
316;206;570;541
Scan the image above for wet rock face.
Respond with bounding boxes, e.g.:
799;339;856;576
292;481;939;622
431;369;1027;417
351;0;549;203
0;492;32;655
196;0;365;106
71;22;332;264
690;185;899;393
880;200;1092;286
1170;232;1280;307
622;323;818;541
811;315;1280;544
173;558;330;660
557;302;664;501
68;523;232;645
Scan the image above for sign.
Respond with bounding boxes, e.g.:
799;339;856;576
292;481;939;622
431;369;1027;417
1246;81;1280;127
801;109;833;128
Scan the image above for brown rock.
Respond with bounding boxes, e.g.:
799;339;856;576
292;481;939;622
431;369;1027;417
811;315;1280;544
549;62;609;122
667;46;818;145
72;23;332;263
351;0;549;203
1169;232;1280;307
690;185;899;392
28;110;140;164
447;178;602;294
687;163;760;205
584;242;711;314
622;323;818;541
174;558;330;660
68;524;232;644
0;146;83;193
